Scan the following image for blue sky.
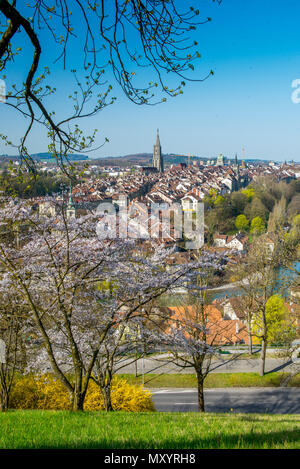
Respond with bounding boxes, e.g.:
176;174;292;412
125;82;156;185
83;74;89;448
1;0;300;162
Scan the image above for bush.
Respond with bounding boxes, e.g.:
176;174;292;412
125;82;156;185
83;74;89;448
84;379;155;412
10;375;41;410
11;374;71;410
10;375;154;412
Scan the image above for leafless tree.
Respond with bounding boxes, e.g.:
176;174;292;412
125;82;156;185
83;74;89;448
233;237;293;376
147;259;245;412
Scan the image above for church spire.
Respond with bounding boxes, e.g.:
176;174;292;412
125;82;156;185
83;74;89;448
156;128;160;146
153;129;164;172
66;182;76;219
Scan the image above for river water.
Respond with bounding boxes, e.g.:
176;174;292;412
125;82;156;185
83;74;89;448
209;261;300;301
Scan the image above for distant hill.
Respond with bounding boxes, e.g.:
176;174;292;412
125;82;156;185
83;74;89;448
31;153;89;161
2;152;297;167
90;153;300;167
1;153;89;161
89;153;270;168
90;153;209;168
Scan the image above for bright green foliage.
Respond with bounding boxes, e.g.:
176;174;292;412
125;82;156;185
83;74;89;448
250;216;265;235
209;188;218;198
0;411;299;449
265;296;289;344
235;214;249;231
293;214;300;228
241;188;255;201
214;195;225;207
252;295;293;345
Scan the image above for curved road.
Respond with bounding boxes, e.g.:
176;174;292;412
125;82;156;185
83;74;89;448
151;388;300;414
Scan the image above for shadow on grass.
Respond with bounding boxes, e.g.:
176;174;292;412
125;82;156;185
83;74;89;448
266;360;293;374
1;411;299;449
8;427;300;449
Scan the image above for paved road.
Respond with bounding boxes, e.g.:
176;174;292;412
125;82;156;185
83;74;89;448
117;355;294;375
151;388;300;414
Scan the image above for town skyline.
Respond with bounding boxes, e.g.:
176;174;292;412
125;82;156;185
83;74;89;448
2;126;300;165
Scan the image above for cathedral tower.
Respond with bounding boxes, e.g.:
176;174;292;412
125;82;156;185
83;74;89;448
153;129;164;172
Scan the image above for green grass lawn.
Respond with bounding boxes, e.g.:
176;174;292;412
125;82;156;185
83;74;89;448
118;372;300;388
0;411;299;449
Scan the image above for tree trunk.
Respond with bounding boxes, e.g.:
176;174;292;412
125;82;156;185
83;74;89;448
102;384;113;412
71;390;85;411
248;331;253;355
0;389;9;412
0;370;9;412
98;372;113;411
247;318;253;355
72;373;85;411
260;308;267;377
196;373;205;412
260;338;267;377
70;366;86;411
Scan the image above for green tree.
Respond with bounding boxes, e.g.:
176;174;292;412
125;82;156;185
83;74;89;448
209;188;218;199
267;196;286;233
250;216;265;236
252;295;293;346
235;214;249;232
293;214;300;228
234;239;291;376
287;194;300;219
245;197;269;222
214;195;225;207
241;188;255;201
286;214;300;245
231;191;248;216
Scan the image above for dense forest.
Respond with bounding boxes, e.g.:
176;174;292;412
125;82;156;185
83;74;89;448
205;176;300;240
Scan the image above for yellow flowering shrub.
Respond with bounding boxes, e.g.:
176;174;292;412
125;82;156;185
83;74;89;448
10;375;154;412
84;379;155;412
35;374;71;410
10;374;71;410
10;375;41;410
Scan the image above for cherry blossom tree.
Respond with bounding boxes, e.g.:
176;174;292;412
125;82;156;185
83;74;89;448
0;291;28;411
0;197;201;410
90;317;145;411
142;257;235;412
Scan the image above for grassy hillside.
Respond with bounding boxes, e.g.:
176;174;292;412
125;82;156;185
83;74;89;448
0;411;299;449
